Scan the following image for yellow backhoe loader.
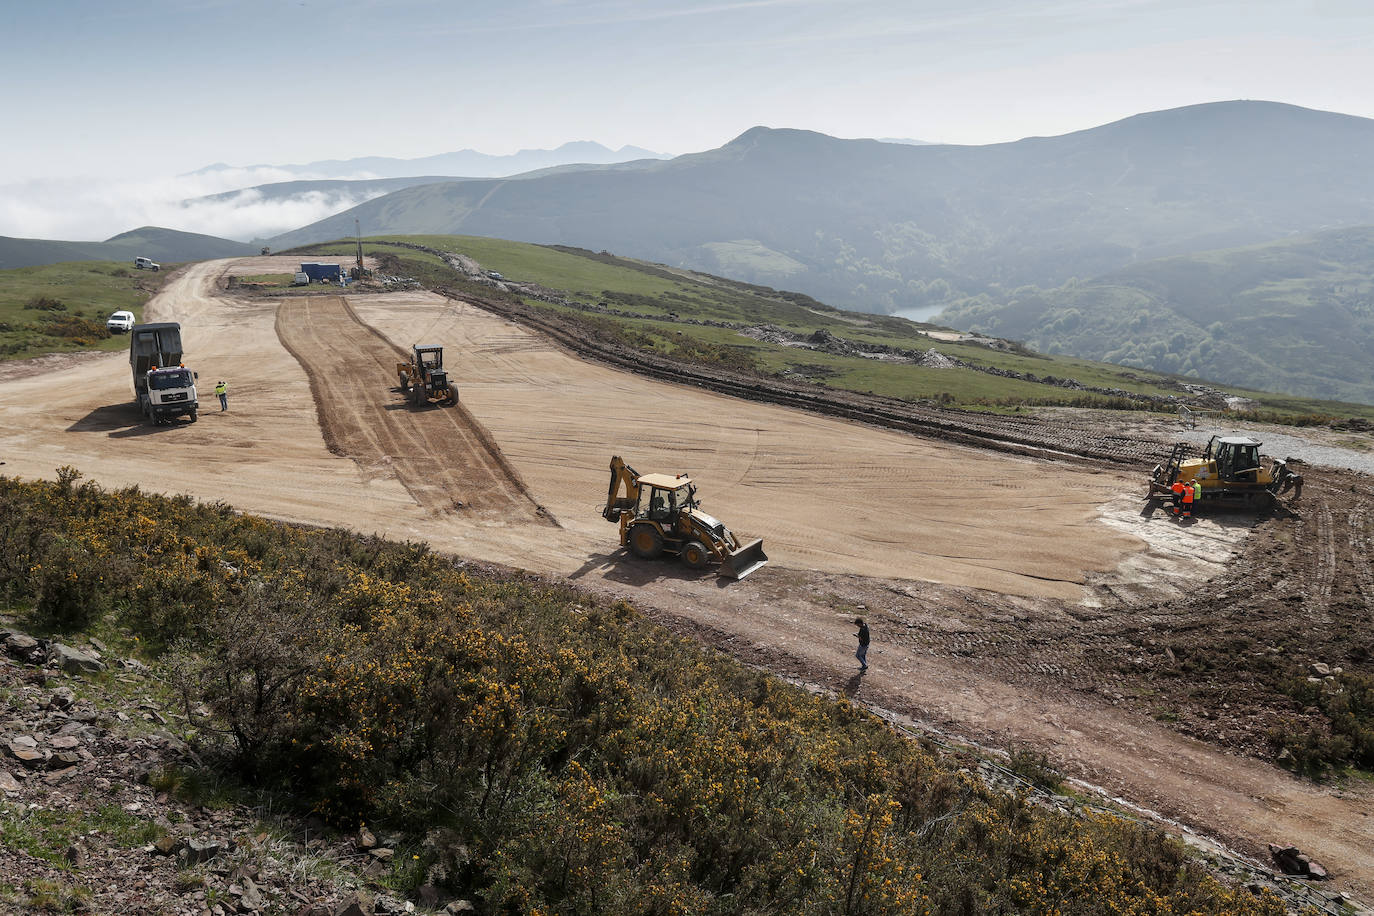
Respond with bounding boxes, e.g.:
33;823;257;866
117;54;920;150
396;345;456;407
1147;435;1302;512
602;455;768;580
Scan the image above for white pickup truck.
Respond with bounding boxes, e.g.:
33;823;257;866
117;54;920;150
106;310;135;333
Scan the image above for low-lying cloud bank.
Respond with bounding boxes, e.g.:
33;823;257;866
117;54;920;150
0;167;380;243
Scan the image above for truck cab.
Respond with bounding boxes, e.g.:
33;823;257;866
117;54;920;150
144;366;199;425
130;322;198;425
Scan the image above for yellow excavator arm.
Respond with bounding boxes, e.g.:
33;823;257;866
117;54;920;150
603;456;641;522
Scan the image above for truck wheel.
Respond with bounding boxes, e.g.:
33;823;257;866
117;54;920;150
628;525;664;560
189;410;198;423
681;540;710;570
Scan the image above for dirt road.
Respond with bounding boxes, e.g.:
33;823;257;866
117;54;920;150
0;258;1370;900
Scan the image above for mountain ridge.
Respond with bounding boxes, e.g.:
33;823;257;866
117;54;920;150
190;140;670;181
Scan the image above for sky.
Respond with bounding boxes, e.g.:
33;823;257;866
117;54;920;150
3;0;1373;240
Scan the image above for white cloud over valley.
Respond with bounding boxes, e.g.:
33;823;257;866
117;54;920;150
0;168;383;243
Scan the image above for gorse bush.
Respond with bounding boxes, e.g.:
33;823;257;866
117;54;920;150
1272;671;1374;776
0;472;1285;915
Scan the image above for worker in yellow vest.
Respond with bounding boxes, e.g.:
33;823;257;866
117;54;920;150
214;380;228;411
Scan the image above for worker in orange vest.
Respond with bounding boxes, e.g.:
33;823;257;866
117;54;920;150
1170;481;1185;516
1181;481;1196;518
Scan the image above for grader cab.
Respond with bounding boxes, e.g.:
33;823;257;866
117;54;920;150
396;345;456;407
602;455;768;580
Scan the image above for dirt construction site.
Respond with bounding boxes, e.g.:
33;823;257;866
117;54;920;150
1;258;1372;904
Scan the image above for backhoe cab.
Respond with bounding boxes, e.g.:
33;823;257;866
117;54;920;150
396;345;456;406
1147;435;1302;512
602;455;768;580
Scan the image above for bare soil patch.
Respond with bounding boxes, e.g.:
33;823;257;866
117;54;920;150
275;294;550;523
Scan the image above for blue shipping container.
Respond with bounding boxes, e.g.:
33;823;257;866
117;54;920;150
300;262;343;281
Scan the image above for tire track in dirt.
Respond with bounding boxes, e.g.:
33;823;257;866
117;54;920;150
1349;503;1374;610
275;295;555;524
1310;504;1336;617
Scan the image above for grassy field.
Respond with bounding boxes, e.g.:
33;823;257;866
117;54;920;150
293;235;1374;421
0;260;165;360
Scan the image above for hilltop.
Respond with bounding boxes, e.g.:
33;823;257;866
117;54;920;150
0;227;253;271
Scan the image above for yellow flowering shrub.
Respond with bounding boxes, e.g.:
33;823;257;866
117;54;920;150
0;472;1287;916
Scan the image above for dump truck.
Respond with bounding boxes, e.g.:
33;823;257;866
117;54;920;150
1147;435;1302;512
602;455;768;579
396;345;456;406
129;322;198;425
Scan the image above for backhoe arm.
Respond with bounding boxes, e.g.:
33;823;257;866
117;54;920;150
603;456;641;522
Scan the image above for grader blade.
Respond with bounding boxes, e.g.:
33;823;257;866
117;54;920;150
720;538;768;580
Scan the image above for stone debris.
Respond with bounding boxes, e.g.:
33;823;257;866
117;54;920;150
919;347;958;368
0;622;476;916
48;642;106;674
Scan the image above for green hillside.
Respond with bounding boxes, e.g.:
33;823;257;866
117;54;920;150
0;226;252;271
0;260;163;359
940;227;1374;405
294;235;1374;421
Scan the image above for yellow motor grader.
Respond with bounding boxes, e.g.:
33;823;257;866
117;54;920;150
602;455;768;580
396;345;456;407
1147;435;1302;512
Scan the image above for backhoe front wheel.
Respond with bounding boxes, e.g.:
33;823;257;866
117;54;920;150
628;525;664;560
681;540;710;570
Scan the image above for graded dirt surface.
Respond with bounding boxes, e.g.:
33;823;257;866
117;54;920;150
1;258;1371;902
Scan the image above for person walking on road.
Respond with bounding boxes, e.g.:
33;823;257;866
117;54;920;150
215;380;228;411
854;617;870;672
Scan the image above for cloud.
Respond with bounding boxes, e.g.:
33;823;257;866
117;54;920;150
0;167;384;243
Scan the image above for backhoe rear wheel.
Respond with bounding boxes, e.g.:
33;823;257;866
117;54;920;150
681;540;710;570
628;525;664;560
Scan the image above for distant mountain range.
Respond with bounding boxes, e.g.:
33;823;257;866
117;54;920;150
190;141;669;181
0;227;253;270
268;101;1374;308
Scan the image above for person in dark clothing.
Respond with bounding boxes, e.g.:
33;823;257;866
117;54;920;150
854;617;870;671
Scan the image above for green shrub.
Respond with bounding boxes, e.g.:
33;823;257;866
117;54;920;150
23;295;65;311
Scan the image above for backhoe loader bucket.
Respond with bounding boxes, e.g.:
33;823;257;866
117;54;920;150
720;538;768;580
